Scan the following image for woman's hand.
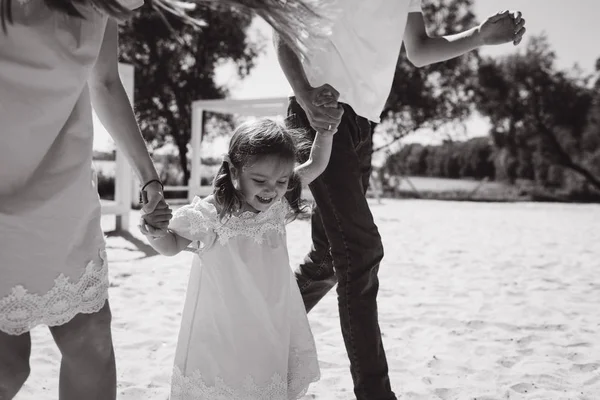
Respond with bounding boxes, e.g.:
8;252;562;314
140;181;172;237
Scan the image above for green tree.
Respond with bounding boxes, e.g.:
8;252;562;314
118;4;260;183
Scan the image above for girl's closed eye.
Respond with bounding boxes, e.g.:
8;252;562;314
252;179;266;184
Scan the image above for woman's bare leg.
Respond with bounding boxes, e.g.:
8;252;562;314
49;301;116;400
0;330;31;399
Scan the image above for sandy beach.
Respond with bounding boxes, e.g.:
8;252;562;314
14;199;600;400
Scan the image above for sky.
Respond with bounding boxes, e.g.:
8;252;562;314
94;0;600;152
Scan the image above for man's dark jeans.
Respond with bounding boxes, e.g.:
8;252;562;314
287;97;396;400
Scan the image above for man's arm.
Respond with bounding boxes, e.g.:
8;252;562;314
273;32;343;133
403;10;526;68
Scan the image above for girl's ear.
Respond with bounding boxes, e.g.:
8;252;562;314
229;166;240;190
229;165;238;180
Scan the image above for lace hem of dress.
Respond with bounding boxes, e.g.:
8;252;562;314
171;350;320;400
0;249;109;335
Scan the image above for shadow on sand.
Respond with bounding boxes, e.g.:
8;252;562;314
105;229;160;259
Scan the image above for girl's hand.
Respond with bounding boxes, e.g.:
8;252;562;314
479;10;526;46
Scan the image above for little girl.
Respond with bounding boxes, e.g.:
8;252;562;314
141;117;335;399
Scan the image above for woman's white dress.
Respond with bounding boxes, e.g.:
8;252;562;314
0;0;141;335
168;196;320;400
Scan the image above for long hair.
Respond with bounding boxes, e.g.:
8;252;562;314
2;0;336;57
211;0;336;58
213;118;311;222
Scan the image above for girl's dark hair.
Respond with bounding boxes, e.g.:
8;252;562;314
213;118;311;222
1;0;131;33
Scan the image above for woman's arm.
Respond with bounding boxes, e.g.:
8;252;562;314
294;131;334;185
88;20;162;197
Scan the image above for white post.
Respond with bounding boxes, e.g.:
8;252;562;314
114;63;135;231
189;103;204;202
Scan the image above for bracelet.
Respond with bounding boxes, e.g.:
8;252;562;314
139;179;163;204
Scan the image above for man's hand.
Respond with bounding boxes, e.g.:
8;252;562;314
479;10;526;46
296;83;344;133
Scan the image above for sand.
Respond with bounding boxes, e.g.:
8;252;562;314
14;199;600;400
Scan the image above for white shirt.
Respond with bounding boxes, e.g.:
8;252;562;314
301;0;422;122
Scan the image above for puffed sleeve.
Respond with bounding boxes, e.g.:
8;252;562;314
169;196;217;253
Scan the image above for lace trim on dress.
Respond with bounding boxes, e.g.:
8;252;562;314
214;202;287;246
0;249;109;336
177;197;292;247
171;348;320;400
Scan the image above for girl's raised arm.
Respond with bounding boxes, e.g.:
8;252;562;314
295;130;335;185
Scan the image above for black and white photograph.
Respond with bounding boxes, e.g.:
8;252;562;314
1;0;599;399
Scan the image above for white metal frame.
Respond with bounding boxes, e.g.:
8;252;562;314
181;97;289;201
100;85;290;230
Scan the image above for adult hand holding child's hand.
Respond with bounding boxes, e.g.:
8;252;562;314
296;83;344;134
139;181;172;238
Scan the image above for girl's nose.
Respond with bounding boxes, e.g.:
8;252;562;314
264;184;277;195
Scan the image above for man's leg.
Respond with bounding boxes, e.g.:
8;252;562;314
0;331;31;399
289;98;395;399
49;300;116;400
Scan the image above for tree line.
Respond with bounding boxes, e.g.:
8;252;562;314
115;0;599;199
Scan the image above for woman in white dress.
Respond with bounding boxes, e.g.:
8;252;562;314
141;118;338;399
0;0;334;399
0;0;169;398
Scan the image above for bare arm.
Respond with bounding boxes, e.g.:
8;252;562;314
403;10;526;68
273;31;313;97
273;32;344;133
144;230;192;257
88;20;161;190
295;132;334;185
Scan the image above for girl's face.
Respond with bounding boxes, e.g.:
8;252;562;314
231;155;294;213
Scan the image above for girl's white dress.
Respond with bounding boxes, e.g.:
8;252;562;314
168;196;320;400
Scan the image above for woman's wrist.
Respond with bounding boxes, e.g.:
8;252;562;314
139;179;164;204
141;179;163;191
137;160;161;186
